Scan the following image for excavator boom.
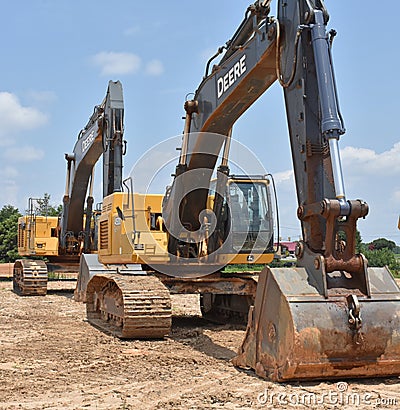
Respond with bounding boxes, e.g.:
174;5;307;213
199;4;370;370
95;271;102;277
163;2;277;263
60;80;124;254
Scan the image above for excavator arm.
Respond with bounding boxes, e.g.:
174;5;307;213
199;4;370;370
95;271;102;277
278;0;370;291
229;0;400;381
59;80;125;254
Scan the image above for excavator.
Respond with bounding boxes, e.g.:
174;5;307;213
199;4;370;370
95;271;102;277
78;166;276;334
76;97;277;332
13;80;125;296
79;0;400;381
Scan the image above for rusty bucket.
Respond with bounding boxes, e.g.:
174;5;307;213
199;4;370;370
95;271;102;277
233;266;400;381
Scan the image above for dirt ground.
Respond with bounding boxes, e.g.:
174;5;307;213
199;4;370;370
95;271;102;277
1;279;400;410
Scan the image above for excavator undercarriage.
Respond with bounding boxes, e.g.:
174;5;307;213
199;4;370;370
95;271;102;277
84;271;257;338
86;273;172;339
13;258;79;296
77;252;261;337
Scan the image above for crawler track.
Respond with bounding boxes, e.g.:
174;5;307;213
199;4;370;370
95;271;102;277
86;273;172;339
13;259;48;296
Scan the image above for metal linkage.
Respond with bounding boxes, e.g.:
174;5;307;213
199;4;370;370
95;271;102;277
347;294;364;345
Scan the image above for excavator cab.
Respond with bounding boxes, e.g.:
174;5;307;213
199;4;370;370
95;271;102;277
199;175;275;324
227;176;274;258
208;175;274;265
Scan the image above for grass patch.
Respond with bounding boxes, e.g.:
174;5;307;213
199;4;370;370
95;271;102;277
47;271;74;280
223;264;266;273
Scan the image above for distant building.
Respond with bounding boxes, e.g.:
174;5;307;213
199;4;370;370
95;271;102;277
275;241;298;257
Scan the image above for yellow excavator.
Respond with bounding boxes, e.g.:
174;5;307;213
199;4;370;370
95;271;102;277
77;0;400;382
13;80;125;296
76;171;277;335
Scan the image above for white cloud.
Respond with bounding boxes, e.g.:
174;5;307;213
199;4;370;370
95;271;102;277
91;51;141;76
341;142;400;175
26;90;57;104
145;59;164;76
4;146;45;162
274;170;294;184
0;166;18;179
0;92;48;141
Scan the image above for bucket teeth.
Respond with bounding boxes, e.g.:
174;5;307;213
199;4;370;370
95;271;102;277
233;266;400;381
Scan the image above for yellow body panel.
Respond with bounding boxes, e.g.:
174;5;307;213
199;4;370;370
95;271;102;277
18;215;59;257
98;193;168;265
221;253;274;265
98;191;275;267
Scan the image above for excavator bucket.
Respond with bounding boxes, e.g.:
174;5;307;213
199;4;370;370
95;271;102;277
233;266;400;381
74;254;108;302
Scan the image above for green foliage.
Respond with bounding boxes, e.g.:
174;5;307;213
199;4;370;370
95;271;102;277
368;237;396;251
35;193;62;216
361;236;400;277
355;230;364;253
269;258;296;268
340;231;400;277
364;248;400;277
0;205;21;263
223;264;266;272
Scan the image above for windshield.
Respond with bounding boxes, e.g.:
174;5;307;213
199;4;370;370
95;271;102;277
228;180;273;253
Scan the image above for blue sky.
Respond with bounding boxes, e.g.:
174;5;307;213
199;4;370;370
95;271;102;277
1;0;400;244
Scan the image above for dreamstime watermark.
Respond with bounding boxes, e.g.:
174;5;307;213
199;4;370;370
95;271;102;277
257;382;398;407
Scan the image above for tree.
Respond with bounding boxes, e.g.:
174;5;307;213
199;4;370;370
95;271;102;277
33;193;62;216
368;238;396;251
364;248;400;274
0;205;21;262
355;230;364;253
